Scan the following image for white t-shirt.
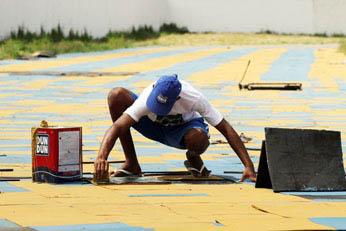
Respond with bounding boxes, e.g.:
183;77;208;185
124;80;223;127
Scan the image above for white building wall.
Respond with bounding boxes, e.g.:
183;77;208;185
313;0;346;35
0;0;345;39
0;0;168;39
166;0;314;34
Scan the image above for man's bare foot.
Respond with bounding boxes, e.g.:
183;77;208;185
110;162;142;177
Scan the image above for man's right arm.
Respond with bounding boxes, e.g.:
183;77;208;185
94;114;136;179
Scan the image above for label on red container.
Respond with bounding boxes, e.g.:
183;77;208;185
58;131;80;172
36;134;49;156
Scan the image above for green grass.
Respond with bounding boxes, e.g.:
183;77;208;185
0;25;158;60
138;32;346;46
0;36;133;60
1;24;346;60
340;40;346;54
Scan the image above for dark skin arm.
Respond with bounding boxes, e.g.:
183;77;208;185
94;114;136;180
215;119;256;182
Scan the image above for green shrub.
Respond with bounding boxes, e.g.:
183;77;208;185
125;25;159;40
159;23;189;34
339;40;346;55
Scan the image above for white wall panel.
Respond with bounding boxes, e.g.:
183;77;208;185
0;0;345;39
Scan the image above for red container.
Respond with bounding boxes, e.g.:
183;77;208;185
32;127;82;183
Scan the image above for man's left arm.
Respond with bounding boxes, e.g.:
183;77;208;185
215;119;257;182
191;89;256;182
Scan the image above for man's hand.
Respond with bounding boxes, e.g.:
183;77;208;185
94;114;136;181
240;166;257;182
94;158;109;181
215;119;257;182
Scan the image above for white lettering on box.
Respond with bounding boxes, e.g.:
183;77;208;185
36;134;49;156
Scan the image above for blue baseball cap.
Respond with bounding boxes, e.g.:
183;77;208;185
146;74;182;115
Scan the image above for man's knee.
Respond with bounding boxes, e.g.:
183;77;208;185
107;87;132;108
184;128;209;155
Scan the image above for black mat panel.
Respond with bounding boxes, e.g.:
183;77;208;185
264;128;346;192
255;141;272;189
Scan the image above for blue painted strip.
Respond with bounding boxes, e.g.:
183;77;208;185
56;47;146;59
128;193;208;197
56;46;163;59
140;155;255;175
0;139;28;145
115;47;256;91
2;47;255;105
32;222;153;231
282;191;346;196
0;59;27;65
0;219;21;228
284;191;346;202
261;48;315;81
310;217;346;230
313;199;346;202
140;163;178;172
44;47;202;72
336;79;346;90
311;103;346;110
23;47;205;102
0;182;28;192
0;154;31;163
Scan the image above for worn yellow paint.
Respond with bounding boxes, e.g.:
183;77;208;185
132;80;155;92
189;47;286;86
0;47;175;72
0;80;20;86
253;201;346;218
1;45;346;231
20;79;57;90
0;151;28;155
30;103;107;115
0;93;12;99
0;164;31;177
15;99;55;106
99;47;228;73
309;48;346;91
0;182;330;230
31;77;104;92
0;109;23;118
80;75;131;86
159;152;223;161
272;104;311;113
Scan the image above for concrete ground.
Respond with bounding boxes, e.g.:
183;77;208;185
0;45;346;230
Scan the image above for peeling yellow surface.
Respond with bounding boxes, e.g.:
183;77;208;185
20;78;57;90
272;104;311;113
0;45;345;231
99;47;228;73
0;93;12;99
132;80;155;92
189;47;286;86
0;164;31;177
31;103;107;115
0;47;175;72
81;75;131;86
0;109;23;117
309;48;346;91
0;183;331;230
15;99;55;106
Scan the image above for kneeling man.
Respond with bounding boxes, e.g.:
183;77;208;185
95;74;256;182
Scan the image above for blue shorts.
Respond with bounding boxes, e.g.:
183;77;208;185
130;92;209;149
